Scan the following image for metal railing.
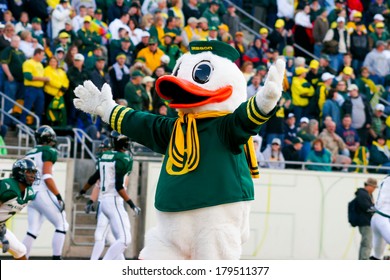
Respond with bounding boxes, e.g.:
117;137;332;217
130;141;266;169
71;199;96;246
72;128;101;161
0;91;40;128
123;156;389;174
379;97;390;108
259;159;390;173
16;123;35;156
0;92;71;158
1;124;71;158
222;0;319;61
57;136;72;158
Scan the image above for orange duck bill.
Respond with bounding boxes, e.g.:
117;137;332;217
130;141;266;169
155;75;233;109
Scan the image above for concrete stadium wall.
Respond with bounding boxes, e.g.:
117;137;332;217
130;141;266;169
144;163;388;260
2;157;389;260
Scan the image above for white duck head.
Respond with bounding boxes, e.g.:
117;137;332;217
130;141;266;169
155;40;247;114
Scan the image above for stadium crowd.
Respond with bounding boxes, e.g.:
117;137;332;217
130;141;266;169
0;0;389;173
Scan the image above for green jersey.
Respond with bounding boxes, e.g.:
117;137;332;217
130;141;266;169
0;178;35;223
201;10;221;28
124;82;149;111
97;150;133;197
0;46;26;82
159;44;182;72
25;145;58;191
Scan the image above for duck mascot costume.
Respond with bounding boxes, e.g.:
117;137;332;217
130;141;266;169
74;40;285;260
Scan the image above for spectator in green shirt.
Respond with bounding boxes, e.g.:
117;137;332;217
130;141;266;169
201;1;222;28
1;35;26;125
159;32;181;72
77;15;102;55
370;104;385;140
31;17;45;46
84;45;105;71
124;70;149;111
368;22;390;50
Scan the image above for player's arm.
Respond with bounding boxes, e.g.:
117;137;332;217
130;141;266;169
0;185;18;206
42;161;60;196
115;172;140;215
76;170;101;213
42;161;65;211
89;185;100;202
77;170;100;197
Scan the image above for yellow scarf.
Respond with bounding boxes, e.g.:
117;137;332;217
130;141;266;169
181;25;199;53
171;6;185;28
156;26;165;44
361;77;378;94
166;111;260;178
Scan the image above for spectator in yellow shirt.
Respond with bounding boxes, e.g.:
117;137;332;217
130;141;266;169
137;37;165;72
43;56;69;109
44;56;69;127
21;48;49;125
291;66;315;121
198;17;209;40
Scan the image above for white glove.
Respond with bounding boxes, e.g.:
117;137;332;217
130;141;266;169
255;59;286;115
73;81;117;123
133;206;141;216
84;200;95;214
57;198;65;212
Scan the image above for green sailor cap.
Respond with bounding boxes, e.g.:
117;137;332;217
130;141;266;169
148;36;158;45
189;40;239;62
134;57;146;63
132;70;145;77
95;55;106;61
32;17;42;24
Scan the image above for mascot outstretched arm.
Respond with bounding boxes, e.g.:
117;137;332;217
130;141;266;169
74;40;285;260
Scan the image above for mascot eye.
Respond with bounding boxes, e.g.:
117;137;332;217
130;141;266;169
192;61;213;84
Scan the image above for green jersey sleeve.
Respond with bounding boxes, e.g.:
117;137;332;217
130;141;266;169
109;105;176;154
0;179;18;203
217;97;275;153
115;153;133;176
42;146;58;163
0;47;11;63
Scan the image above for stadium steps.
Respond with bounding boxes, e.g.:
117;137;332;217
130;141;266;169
70;185;97;246
66;181;122;259
3;128;17;144
65;191;115;259
65;190;96;258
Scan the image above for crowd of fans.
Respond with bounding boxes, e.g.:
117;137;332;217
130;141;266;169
250;0;390;173
0;0;389;173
